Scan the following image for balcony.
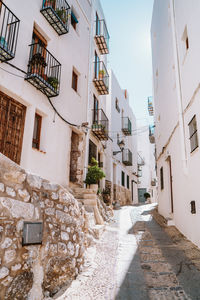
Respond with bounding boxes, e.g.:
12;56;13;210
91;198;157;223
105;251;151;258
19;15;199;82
122;117;132;136
94;19;109;55
41;0;70;35
148;96;154;116
0;1;20;62
92;109;109;141
25;43;61;97
151;179;156;186
122;149;132;166
149;125;155;144
93;61;109;95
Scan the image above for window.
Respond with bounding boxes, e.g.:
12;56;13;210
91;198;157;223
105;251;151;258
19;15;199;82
189;115;198;152
96;12;100;35
71;11;78;30
115;98;120;113
32;113;42;150
93;95;99;123
72;70;78;92
121;171;125;187
160;167;164;190
88;140;97;164
94;51;100;78
182;26;189;58
127;175;129;189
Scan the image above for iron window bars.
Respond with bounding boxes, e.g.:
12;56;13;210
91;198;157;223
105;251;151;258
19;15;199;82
122;149;133;166
0;1;20;62
122;117;132;136
93;60;109;95
94;19;109;55
92;108;109;140
41;0;70;35
188;115;198;153
25;43;61;97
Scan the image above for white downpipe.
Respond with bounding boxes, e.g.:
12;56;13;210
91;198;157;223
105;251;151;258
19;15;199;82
169;0;188;175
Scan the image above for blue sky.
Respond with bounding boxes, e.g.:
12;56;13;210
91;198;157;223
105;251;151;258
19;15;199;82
100;0;154;124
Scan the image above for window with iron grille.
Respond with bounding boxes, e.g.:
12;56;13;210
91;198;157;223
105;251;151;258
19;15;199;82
127;175;129;189
88;140;97;164
121;171;125;187
72;70;78;92
160;167;164;190
189;115;198;152
32;113;42;150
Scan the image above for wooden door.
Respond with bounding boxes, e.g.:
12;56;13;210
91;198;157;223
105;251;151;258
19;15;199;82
0;91;26;164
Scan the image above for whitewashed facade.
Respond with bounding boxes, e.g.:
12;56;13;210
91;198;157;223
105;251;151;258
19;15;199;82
152;0;200;247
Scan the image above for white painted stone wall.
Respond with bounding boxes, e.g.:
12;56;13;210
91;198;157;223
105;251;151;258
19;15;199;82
151;0;200;247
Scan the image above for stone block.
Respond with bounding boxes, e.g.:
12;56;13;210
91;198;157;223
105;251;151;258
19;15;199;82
45;199;54;208
51;192;59;200
4;171;26;184
11;264;22;272
4;249;16;263
0;267;9;279
1;237;12;249
61;232;69;241
56;210;72;224
27;174;42;189
59;189;74;204
18;189;30;202
45;208;55;216
6;187;16;197
42;181;59;192
58;242;68;255
0;197;34;219
0;183;5;192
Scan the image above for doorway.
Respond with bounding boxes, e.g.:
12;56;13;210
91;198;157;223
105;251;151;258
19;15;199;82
70;131;82;184
0;91;26;164
166;155;174;213
138;188;147;203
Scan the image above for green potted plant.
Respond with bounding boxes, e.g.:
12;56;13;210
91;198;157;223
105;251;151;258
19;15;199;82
56;8;67;23
47;77;59;90
144;192;151;202
98;69;105;79
85;157;105;191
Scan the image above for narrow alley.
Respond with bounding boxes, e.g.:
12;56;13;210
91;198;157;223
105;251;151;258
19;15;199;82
52;204;200;300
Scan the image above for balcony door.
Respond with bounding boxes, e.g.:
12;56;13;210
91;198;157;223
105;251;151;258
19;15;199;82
93;95;99;123
0;91;26;164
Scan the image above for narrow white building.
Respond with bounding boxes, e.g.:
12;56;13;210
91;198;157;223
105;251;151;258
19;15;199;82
106;70;138;205
152;0;200;247
0;0;91;186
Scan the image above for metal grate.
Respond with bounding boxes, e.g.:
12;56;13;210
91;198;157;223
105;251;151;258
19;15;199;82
94;19;109;55
122;117;132;136
122;149;133;166
0;1;20;62
92;108;109;141
25;43;61;97
41;0;70;35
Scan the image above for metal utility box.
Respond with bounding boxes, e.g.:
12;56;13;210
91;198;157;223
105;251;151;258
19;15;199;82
22;222;43;246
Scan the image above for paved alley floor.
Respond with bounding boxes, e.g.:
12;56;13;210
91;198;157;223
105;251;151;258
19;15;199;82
53;204;200;300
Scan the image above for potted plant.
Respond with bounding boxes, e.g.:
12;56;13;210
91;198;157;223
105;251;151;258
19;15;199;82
56;8;67;23
47;77;59;90
30;53;47;67
99;69;105;79
144;192;151;202
85;157;105;192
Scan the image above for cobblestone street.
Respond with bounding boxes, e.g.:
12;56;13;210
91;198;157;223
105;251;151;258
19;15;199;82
53;204;200;300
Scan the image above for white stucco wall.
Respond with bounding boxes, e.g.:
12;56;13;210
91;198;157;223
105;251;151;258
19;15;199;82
151;0;200;247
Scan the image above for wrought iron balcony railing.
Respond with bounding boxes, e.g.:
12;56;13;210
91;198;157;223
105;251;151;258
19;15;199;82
92;108;109;140
149;125;155;144
41;0;70;35
25;43;61;97
122;149;133;166
122;117;132;136
93;61;109;95
0;1;20;62
94;19;109;55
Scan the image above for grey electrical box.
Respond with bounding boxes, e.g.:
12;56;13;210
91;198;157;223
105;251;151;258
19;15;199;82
22;222;43;246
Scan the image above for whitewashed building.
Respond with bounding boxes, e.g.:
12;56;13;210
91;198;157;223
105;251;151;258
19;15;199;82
0;0;91;186
106;70;138;205
151;0;200;247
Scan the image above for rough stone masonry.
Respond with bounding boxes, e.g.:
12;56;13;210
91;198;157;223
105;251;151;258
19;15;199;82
0;154;87;299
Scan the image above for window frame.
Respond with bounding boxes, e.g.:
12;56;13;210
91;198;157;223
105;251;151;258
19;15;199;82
127;175;129;189
160;166;164;190
72;69;78;92
188;115;198;153
32;113;42;150
121;171;125;187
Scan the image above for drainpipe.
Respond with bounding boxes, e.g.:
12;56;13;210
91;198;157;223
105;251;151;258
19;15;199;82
169;0;188;175
83;0;94;181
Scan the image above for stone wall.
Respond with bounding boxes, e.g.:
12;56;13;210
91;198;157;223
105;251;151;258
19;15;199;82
113;184;132;206
0;154;87;299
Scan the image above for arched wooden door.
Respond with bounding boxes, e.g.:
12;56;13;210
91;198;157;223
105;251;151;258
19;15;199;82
0;91;26;164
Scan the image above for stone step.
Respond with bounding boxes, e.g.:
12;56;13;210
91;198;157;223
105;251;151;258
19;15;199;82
72;188;96;194
83;194;97;199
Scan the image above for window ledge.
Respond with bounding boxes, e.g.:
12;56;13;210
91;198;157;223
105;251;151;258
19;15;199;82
32;147;46;154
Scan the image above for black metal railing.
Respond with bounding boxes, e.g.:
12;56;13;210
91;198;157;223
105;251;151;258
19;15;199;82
25;43;61;97
0;1;20;62
122;117;132;135
93;61;109;95
41;0;70;35
122;149;133;166
94;19;109;54
149;125;155;143
92;108;109;140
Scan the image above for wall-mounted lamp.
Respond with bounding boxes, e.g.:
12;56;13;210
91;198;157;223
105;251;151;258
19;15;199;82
113;140;125;156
